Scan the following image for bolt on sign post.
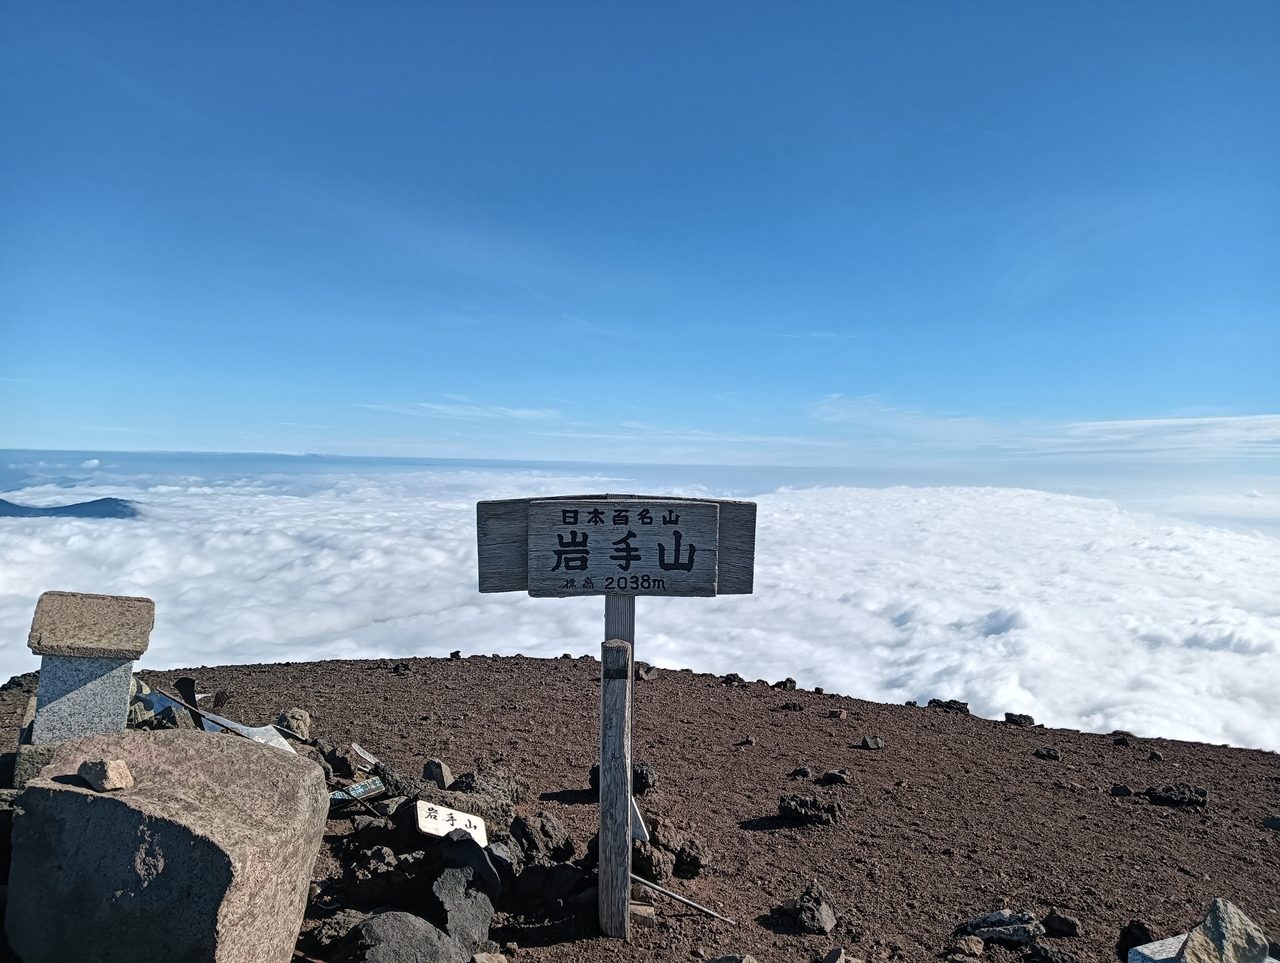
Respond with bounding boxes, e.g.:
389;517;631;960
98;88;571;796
476;494;756;941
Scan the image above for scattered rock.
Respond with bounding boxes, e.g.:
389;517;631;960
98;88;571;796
304;908;373;952
76;757;133;792
450;650;462;660
634;663;658;681
722;673;747;686
1034;747;1062;762
817;768;851;786
278;707;312;740
424;758;454;790
821;949;853;963
780;701;805;711
1004;712;1035;727
788;767;813;780
1044;907;1082;938
779;793;843;825
1148;750;1165;762
1174;897;1269;963
773;678;797;690
510;811;574;862
1142;783;1209;808
735;736;756;747
632;839;675;882
928;698;970;713
1116;920;1157;961
437;829;505;904
828;709;848;720
1262;816;1280;831
633;760;659;795
947;935;984;957
1027;945;1082;963
708;956;758;963
857;735;885;751
778;878;837;935
333;910;464;963
955;909;1045;947
1113;735;1132;747
422;866;496;957
1111;784;1133;797
473;954;508;963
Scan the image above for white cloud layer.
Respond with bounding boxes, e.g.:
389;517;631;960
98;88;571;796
1;465;1278;750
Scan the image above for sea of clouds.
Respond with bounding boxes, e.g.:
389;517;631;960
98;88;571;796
1;453;1278;751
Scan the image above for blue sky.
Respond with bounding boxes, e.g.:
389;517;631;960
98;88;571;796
1;3;1277;467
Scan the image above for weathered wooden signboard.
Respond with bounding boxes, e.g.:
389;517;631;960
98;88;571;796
478;494;755;598
476;492;756;941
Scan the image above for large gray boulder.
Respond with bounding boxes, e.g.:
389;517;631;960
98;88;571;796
6;729;328;963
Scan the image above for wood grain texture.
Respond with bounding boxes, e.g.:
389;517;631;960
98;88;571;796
476;499;530;593
717;500;756;595
527;499;718;598
599;638;633;941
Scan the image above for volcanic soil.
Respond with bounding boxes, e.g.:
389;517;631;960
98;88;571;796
3;653;1277;962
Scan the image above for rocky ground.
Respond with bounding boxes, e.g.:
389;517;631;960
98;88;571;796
2;653;1277;962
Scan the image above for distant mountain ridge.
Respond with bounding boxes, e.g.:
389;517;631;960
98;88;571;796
0;497;139;519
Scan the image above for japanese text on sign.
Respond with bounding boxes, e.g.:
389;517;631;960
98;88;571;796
527;499;719;597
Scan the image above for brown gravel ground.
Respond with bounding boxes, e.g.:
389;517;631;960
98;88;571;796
3;653;1278;963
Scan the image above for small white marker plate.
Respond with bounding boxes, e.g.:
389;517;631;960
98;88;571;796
414;800;488;847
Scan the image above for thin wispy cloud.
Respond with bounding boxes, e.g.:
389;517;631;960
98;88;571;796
359;400;562;421
811;396;1280;462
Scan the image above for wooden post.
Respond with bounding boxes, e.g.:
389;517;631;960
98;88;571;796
599;633;633;940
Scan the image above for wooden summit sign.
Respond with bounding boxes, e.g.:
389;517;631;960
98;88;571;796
476;493;756;942
477;494;755;598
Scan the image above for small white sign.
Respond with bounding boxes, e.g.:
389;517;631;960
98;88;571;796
414;800;488;846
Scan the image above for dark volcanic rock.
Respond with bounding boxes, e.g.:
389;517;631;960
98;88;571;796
955;908;1045;947
0;496;138;519
722;672;747;686
1044;907;1082;938
772;678;797;690
858;735;885;751
1005;712;1035;727
778;879;837;935
436;829;504;904
1034;747;1063;762
1027;945;1082;963
305;908;373;953
1115;920;1156;960
780;701;804;711
817;768;851;786
422;866;495;956
788;767;813;780
510;811;575;862
632;839;675;882
928;698;970;713
1142;783;1208;808
779;794;842;826
1110;784;1133;797
333;910;464;963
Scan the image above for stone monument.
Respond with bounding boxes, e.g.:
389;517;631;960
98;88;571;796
26;590;154;745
